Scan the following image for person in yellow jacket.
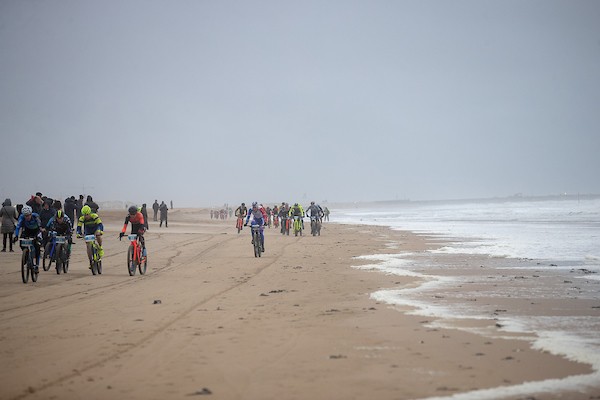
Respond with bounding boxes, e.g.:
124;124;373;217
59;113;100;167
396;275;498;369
76;205;104;258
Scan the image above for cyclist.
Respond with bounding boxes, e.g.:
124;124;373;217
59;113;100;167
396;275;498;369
76;205;104;259
13;205;43;272
235;203;248;219
119;205;146;256
244;202;268;251
47;210;74;261
306;201;324;221
278;202;289;234
289;202;305;233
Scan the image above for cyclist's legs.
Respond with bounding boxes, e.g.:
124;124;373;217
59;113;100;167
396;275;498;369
95;231;103;247
23;229;41;265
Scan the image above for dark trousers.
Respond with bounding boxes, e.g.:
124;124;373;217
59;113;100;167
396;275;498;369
153;210;158;221
2;233;14;251
160;216;167;227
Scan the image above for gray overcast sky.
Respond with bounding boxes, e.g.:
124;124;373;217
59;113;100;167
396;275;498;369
1;0;599;207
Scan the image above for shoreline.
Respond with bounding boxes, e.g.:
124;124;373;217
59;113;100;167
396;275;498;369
0;209;598;399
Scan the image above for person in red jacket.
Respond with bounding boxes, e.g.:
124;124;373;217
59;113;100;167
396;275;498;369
119;205;146;256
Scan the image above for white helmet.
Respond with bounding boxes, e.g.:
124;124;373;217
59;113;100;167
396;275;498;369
22;205;33;215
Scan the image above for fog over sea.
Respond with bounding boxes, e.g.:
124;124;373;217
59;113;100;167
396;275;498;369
332;196;600;399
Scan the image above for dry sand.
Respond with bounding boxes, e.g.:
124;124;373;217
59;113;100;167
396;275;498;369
0;208;598;400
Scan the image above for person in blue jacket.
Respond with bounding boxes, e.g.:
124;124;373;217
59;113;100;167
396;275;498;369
13;205;43;272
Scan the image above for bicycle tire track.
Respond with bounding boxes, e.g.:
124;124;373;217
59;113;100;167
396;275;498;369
8;234;295;400
0;235;220;321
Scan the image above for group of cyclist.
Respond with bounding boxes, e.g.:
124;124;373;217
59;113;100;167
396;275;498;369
235;201;326;251
13;202;144;274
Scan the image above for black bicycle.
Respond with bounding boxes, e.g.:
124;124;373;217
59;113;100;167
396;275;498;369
43;232;71;273
19;238;39;283
310;216;322;236
250;224;264;257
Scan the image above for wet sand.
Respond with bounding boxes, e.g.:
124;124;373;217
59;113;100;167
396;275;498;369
0;208;597;400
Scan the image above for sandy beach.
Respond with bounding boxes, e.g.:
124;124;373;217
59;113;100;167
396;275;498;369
0;208;598;400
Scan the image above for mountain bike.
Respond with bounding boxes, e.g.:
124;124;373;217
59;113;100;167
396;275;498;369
293;216;303;236
236;216;244;234
54;235;70;274
273;215;279;228
123;234;147;276
20;238;39;283
266;214;272;229
84;234;102;275
44;233;70;274
310;216;322;236
43;231;70;272
281;216;290;235
251;224;264;257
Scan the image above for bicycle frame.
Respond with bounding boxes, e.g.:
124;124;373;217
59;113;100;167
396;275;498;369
251;224;264;257
84;234;102;275
126;234;146;275
20;238;37;283
293;216;303;236
236;217;244;233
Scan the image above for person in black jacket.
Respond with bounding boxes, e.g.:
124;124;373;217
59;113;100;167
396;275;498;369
85;195;99;213
64;196;77;227
152;200;159;221
141;204;149;230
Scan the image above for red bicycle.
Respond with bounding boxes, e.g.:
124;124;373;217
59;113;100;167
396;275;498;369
121;234;147;276
236;216;244;234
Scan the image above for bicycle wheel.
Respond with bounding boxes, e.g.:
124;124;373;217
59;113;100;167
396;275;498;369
62;245;69;273
21;249;29;284
55;244;63;274
90;246;98;275
127;245;136;276
97;259;102;274
253;231;260;257
138;247;147;275
42;242;52;271
30;252;38;282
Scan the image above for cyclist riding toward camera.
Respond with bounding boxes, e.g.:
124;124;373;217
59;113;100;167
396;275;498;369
244;202;268;251
235;203;248;219
13;205;43;272
47;210;73;255
119;206;146;256
76;205;104;259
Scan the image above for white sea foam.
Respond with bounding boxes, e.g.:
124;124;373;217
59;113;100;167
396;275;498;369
341;198;600;398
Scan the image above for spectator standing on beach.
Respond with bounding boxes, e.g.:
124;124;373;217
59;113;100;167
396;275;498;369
324;207;330;222
85;196;99;213
170;200;173;210
75;195;84;220
52;199;62;212
159;201;168;227
152;200;159;221
26;193;44;215
39;199;55;246
64;196;77;227
141;204;149;230
1;199;18;252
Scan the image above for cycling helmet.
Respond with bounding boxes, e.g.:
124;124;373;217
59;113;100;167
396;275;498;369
81;205;92;215
56;210;63;219
294;203;298;206
128;205;137;215
252;202;258;208
241;203;245;206
311;201;315;205
22;205;33;216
